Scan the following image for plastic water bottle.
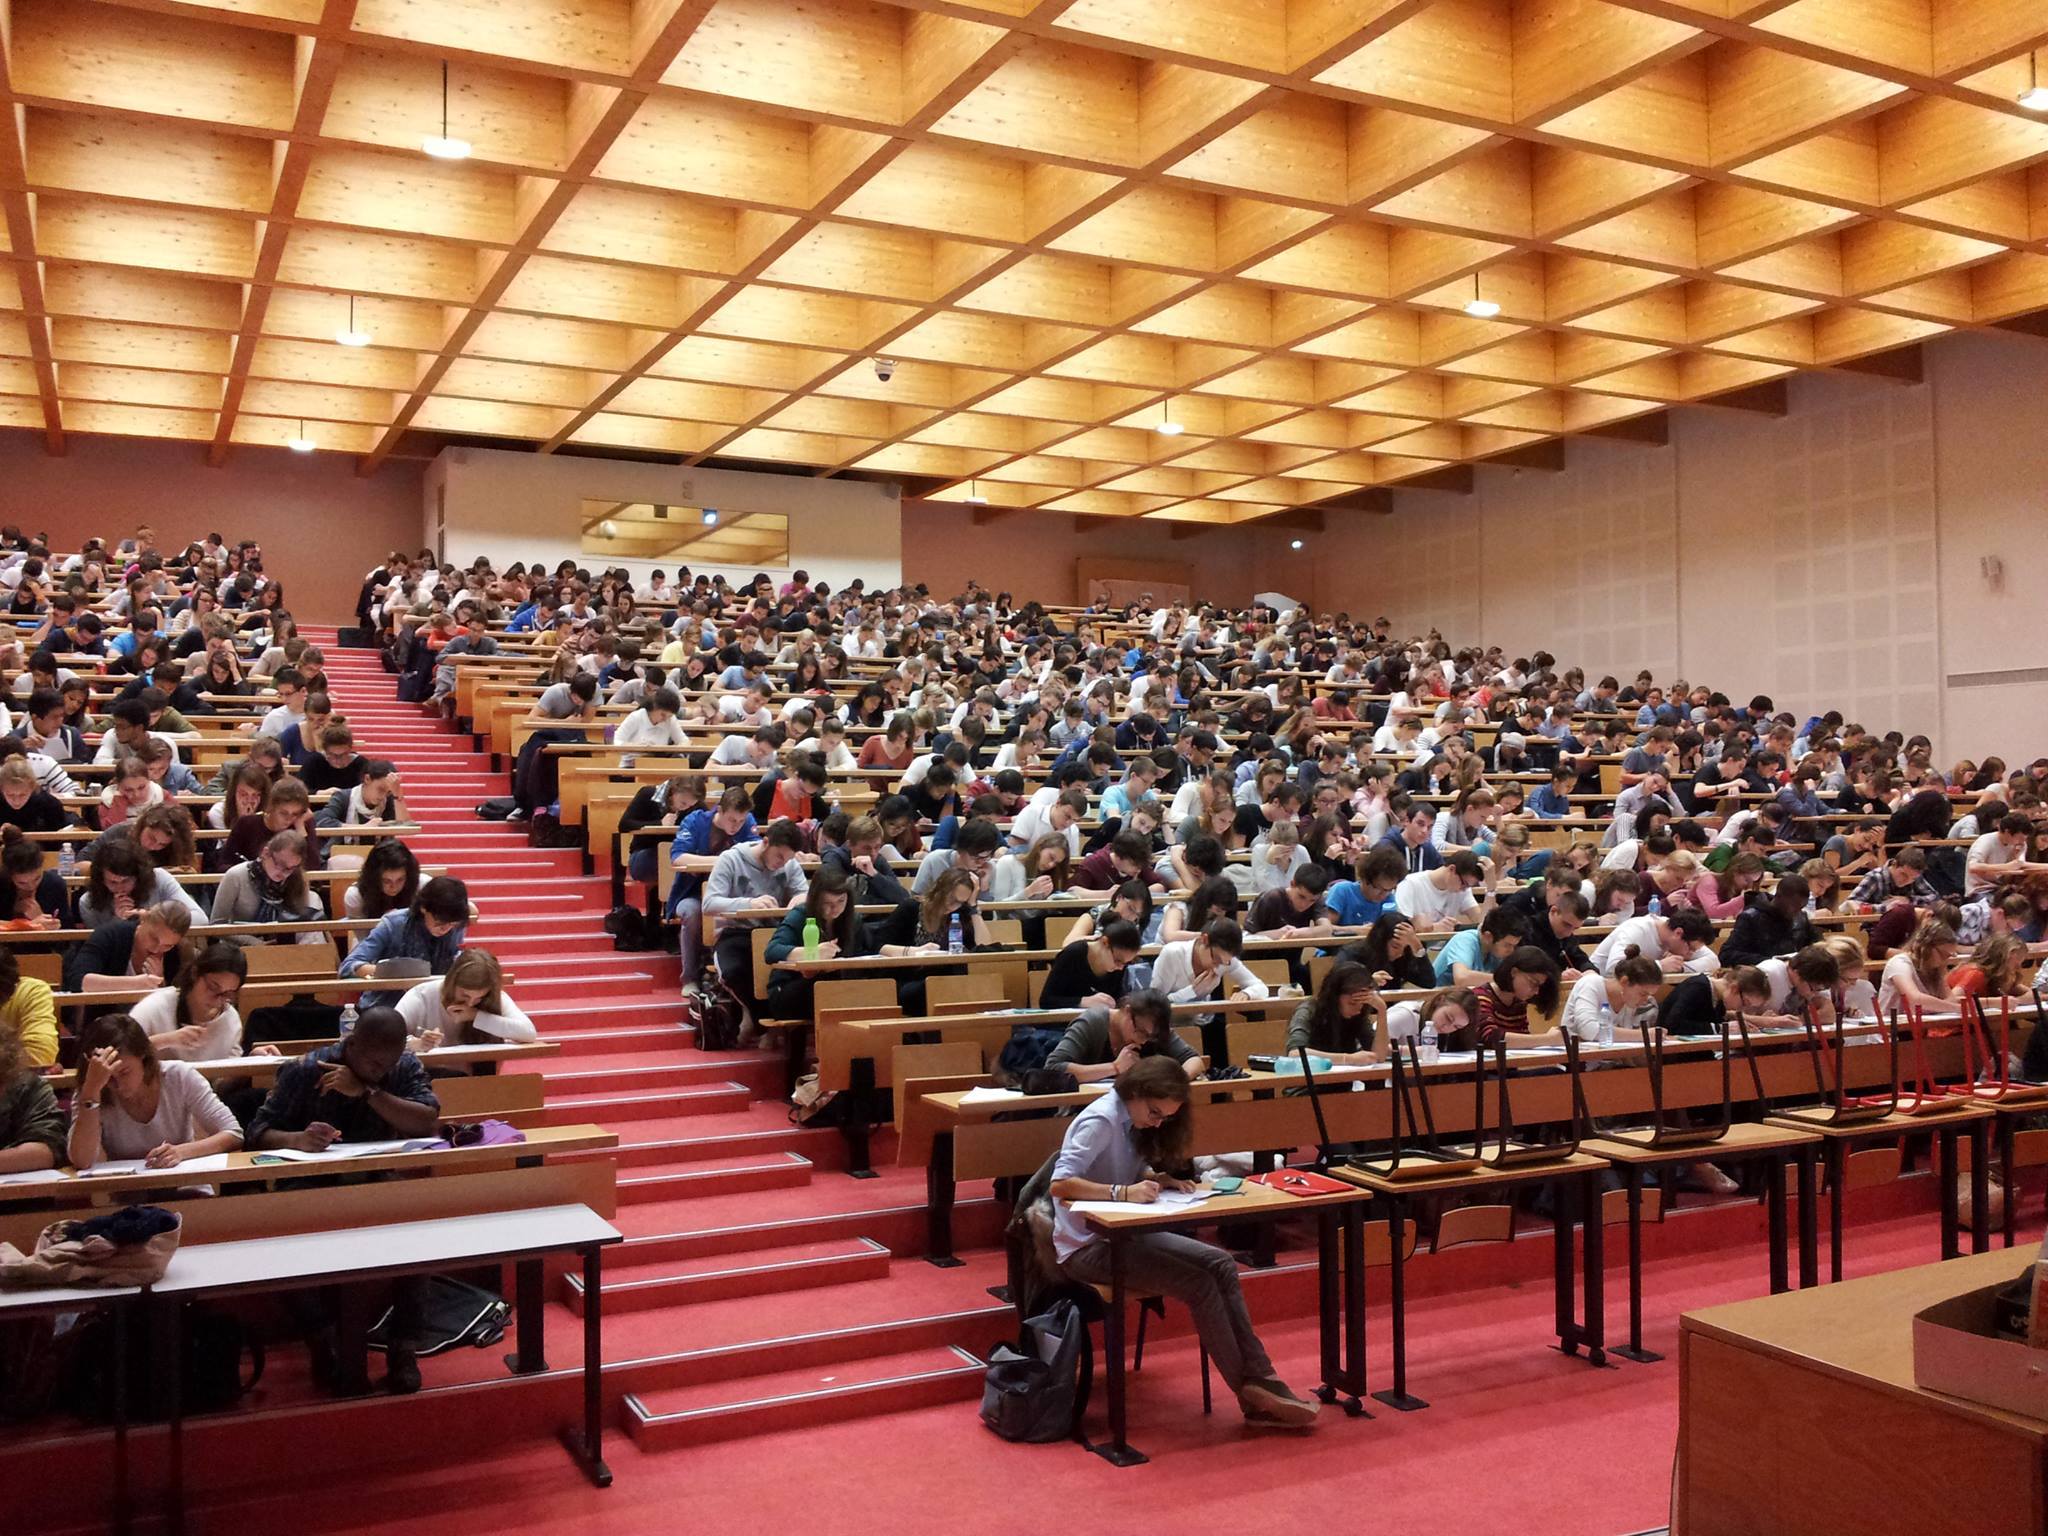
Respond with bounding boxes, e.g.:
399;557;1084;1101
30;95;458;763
338;1002;358;1038
801;917;820;960
1417;1018;1440;1065
56;842;75;878
1646;893;1663;916
1597;1007;1615;1047
946;913;964;954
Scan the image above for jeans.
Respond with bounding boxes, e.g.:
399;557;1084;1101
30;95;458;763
1059;1231;1275;1396
674;896;702;983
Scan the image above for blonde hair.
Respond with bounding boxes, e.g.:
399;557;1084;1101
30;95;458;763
440;949;506;1012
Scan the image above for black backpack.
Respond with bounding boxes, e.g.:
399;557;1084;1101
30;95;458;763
994;1025;1068;1086
979;1297;1093;1444
693;977;745;1052
368;1276;508;1357
66;1306;265;1423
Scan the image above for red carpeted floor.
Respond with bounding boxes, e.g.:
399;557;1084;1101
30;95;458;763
114;639;2015;1536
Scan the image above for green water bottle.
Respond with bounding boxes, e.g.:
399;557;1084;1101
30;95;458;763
802;917;820;959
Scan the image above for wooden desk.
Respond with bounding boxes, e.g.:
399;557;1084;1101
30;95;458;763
1766;1104;1993;1280
1331;1151;1612;1409
1585;1121;1824;1362
1079;1179;1375;1465
153;1204;623;1534
1677;1248;2041;1536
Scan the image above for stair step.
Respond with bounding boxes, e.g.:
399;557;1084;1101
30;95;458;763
537;1082;750;1125
565;1237;890;1315
596;1124;836;1170
622;1346;983;1449
551;1026;693;1056
618;1152;812;1204
540;1057;780;1092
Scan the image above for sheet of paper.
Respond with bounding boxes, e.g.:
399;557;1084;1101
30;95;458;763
0;1168;68;1186
959;1086;1022;1104
1070;1187;1214;1217
259;1139;435;1162
81;1153;231;1178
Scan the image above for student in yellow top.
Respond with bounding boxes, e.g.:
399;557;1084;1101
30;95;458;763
0;946;58;1068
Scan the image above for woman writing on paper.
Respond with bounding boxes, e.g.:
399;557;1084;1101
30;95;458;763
66;1014;242;1171
396;950;537;1072
1048;1056;1319;1432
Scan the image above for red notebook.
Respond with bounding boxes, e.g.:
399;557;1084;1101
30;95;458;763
1249;1169;1353;1196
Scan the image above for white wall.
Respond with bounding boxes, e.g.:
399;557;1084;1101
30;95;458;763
426;448;903;594
1318;328;2048;764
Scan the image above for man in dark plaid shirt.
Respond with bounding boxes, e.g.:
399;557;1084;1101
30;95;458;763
1850;846;1941;911
248;1007;439;1152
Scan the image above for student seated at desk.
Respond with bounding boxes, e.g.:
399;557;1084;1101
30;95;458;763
1152;919;1268;1006
1337;911;1437;992
245;1007;440;1395
0;755;69;835
763;869;872;1020
819;811;911;908
1382;986;1478;1055
1047;1057;1317;1430
340;876;471;1009
0;1020;63;1171
0;823;64;928
1589;908;1720;977
77;839;207;930
210;830;325;936
67;1014;243;1171
1432;905;1532;988
65;900;194;993
620;776;699;887
397;949;535;1067
0;947;57;1068
1037;920;1143;1011
129;943;261;1061
299;724;367;797
1062;879;1159;948
1284;960;1383;1065
314;760;406;829
1656;965;1772;1036
1553;952;1662;1045
705;819;809;1005
345;838;419;920
871;867;988;959
1392;848;1495;932
1461;947;1562;1052
1045;988;1204;1082
1245;864;1335;940
220;777;317;872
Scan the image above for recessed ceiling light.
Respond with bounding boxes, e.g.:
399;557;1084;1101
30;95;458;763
1290;539;1304;550
2021;51;2048;110
334;294;371;348
702;508;719;525
423;61;472;159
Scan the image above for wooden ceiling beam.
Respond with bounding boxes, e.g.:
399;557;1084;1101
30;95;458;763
0;29;64;453
358;0;724;473
209;0;362;467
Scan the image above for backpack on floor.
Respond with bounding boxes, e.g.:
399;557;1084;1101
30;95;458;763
693;977;745;1052
64;1305;264;1423
980;1297;1092;1445
605;904;655;951
368;1276;509;1357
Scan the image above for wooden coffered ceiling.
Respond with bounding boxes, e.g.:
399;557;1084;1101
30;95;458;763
2;0;2048;523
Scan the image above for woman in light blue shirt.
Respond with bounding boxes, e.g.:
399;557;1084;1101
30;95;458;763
1049;1057;1317;1430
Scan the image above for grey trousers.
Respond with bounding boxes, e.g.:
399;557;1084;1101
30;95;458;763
1060;1231;1275;1396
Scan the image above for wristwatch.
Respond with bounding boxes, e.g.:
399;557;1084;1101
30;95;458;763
77;1099;100;1111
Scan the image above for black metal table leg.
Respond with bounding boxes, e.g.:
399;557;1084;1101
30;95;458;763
112;1299;130;1536
843;1058;877;1178
1314;1208;1339;1404
1614;1164;1660;1364
1827;1139;1845;1283
2001;1112;2017;1249
1581;1170;1606;1367
1970;1118;1991;1254
1763;1152;1788;1294
1938;1123;1961;1261
1341;1205;1368;1411
925;1130;962;1266
1092;1236;1146;1466
506;1258;549;1373
1553;1169;1576;1355
1797;1146;1819;1288
163;1295;185;1536
1371;1193;1426;1411
562;1244;613;1487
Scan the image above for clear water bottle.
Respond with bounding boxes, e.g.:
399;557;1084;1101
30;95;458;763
1417;1018;1440;1065
56;842;75;878
338;1002;358;1038
946;913;964;954
1597;1007;1615;1047
801;917;820;960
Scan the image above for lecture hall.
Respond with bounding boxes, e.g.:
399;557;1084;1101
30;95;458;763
2;2;2048;1534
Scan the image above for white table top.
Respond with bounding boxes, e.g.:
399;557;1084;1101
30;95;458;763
0;1278;144;1311
153;1204;620;1296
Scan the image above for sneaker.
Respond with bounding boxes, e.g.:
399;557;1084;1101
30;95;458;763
384;1347;421;1395
505;807;530;821
1238;1379;1319;1428
1680;1163;1741;1195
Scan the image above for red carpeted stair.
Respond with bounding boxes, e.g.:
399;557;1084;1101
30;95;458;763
320;634;1010;1443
